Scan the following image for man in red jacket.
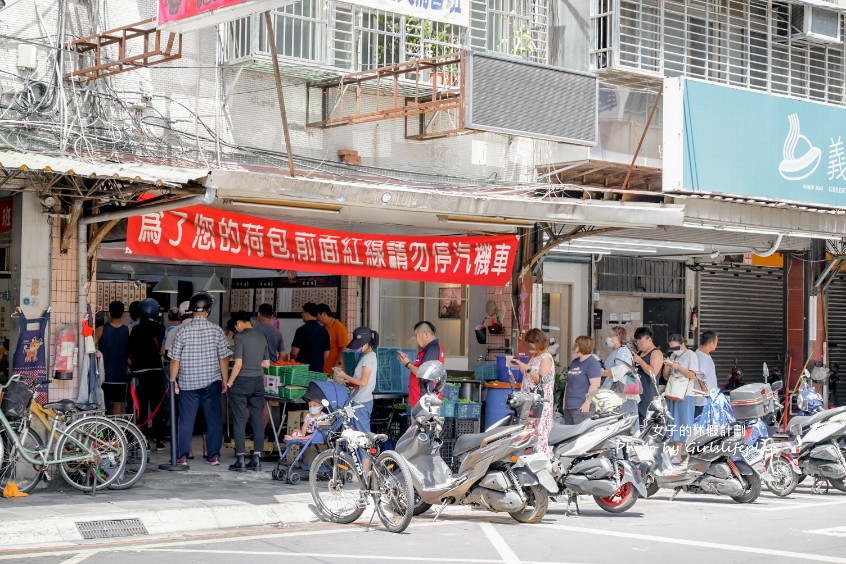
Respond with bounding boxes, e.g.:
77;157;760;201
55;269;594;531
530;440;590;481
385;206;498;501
397;321;444;407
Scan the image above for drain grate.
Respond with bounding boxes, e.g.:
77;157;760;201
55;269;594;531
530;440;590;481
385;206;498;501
76;518;149;540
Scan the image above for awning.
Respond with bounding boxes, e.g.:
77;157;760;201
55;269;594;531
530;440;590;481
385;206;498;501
0;149;210;188
206;169;686;233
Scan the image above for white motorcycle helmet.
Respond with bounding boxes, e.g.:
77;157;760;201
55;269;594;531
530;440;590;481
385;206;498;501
417;360;447;396
591;389;625;417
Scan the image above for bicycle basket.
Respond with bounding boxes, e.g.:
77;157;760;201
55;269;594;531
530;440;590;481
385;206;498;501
1;380;33;420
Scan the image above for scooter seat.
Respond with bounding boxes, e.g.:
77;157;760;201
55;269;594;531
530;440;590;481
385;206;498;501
790;406;846;434
453;425;523;456
548;416;619;446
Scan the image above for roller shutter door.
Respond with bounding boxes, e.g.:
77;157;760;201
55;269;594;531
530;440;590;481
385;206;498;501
825;274;846;407
699;265;784;387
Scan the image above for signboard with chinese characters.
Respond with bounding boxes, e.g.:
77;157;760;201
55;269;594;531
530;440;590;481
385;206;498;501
126;201;518;286
664;78;846;207
0;199;12;234
343;0;469;27
158;0;296;33
231;276;340;316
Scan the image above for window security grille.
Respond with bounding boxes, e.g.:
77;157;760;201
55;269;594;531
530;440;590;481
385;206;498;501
591;0;846;106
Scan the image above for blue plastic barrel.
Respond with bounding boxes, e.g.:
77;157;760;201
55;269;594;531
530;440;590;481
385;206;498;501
485;387;514;430
496;355;524;383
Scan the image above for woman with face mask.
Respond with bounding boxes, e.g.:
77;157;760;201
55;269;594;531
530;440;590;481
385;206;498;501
600;326;639;434
663;334;700;465
335;326;379;469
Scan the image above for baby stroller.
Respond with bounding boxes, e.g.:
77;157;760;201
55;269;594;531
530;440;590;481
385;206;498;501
272;380;349;484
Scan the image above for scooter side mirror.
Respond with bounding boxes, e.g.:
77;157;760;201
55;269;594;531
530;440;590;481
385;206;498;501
771;381;783;393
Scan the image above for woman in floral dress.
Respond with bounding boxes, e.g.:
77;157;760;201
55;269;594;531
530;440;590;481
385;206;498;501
512;328;555;459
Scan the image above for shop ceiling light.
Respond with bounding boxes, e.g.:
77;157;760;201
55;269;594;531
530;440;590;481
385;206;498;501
582;237;706;252
152;273;177;293
203;274;226;293
551;248;611;256
225;199;342;215
437;215;535;228
564;242;657;253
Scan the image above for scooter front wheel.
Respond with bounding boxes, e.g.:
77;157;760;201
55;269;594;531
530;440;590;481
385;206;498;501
766;457;798;497
509;484;549;524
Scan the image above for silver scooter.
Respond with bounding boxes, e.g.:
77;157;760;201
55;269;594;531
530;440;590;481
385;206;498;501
394;375;557;523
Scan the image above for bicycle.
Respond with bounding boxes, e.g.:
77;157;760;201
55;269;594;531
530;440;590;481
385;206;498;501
0;374;127;494
29;400;148;490
308;400;415;533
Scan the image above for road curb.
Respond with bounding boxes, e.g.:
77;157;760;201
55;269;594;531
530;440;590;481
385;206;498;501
0;493;320;549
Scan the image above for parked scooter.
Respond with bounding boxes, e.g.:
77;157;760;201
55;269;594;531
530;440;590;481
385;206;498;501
637;389;765;503
545;388;648;515
781;404;846;494
395;361;557;523
721;359;744;395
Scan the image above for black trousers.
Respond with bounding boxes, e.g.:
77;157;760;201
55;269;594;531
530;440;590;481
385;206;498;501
134;370;167;441
228;377;266;455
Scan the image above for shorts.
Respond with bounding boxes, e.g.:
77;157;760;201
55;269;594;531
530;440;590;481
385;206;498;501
102;382;128;403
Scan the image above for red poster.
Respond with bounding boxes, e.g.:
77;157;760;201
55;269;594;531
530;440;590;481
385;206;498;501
126;202;518;286
159;0;252;27
0;199;12;234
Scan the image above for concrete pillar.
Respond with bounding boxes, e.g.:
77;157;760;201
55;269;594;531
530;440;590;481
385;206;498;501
10;192;51;357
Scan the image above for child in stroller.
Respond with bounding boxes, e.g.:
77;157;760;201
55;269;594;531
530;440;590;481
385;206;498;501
272;379;350;484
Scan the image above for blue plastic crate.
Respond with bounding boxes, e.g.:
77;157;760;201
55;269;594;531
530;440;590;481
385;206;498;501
344;347;416;394
474;364;499;381
441;400;456;418
443;383;460;401
455;402;482;420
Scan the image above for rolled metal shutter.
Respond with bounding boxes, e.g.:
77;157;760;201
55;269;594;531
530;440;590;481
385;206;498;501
825;274;846;407
699;265;785;386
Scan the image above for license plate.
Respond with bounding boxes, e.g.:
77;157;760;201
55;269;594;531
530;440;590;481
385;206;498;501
633;445;654;463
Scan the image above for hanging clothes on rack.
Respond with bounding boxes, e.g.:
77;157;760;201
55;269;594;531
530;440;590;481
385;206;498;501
11;308;51;405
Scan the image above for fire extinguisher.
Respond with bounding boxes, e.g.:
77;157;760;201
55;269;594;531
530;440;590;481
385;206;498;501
54;325;77;381
688;307;699;340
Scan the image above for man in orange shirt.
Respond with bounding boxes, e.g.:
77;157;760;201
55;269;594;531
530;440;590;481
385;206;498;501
317;304;350;375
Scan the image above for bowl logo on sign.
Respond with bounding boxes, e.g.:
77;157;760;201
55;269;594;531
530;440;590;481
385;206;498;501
778;113;821;181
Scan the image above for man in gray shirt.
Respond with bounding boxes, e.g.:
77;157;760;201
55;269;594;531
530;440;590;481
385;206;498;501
254;303;285;363
225;311;270;471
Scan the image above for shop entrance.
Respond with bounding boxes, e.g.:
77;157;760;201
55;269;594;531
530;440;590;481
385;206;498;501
542;283;572;363
643;298;684;351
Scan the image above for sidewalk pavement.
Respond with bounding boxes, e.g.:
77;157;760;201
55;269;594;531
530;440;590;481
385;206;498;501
0;439;322;550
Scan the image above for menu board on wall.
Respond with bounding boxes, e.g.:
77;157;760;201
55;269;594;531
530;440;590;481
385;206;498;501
229;288;254;312
231;276;341;317
95;281;146;312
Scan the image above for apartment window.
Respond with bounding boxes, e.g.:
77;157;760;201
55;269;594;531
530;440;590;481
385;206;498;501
597;0;846;106
487;0;550;64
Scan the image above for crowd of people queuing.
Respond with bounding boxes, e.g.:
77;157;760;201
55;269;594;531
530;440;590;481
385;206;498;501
96;290;716;470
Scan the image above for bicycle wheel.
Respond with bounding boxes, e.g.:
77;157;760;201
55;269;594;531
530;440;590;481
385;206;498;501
373;450;414;533
0;426;44;494
107;419;147;490
309;449;366;524
55;417;127;492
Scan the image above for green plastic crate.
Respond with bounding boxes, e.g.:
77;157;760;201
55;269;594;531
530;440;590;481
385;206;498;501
265;364;308;378
280;386;307;400
307;371;329;382
282;371;326;387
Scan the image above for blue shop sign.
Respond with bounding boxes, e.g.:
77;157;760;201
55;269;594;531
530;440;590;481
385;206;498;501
664;78;846;207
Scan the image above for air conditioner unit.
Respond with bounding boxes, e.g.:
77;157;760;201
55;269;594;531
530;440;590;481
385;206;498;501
791;4;842;44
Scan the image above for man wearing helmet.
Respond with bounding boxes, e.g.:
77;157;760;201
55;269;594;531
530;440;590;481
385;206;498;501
169;292;232;467
396;321;444;407
128;298;167;450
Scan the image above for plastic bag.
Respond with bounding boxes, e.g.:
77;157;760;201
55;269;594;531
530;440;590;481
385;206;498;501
693;389;735;433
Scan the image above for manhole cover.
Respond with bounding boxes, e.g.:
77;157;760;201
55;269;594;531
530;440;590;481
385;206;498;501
76;518;149;539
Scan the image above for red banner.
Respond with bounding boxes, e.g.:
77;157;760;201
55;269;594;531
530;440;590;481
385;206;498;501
0;199;12;234
126;202;518;286
158;0;275;28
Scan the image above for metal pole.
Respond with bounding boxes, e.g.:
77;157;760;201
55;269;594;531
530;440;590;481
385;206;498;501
621;89;662;194
264;11;296;178
159;381;187;471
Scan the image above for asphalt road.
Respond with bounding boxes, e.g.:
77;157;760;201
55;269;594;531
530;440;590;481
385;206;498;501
2;484;846;564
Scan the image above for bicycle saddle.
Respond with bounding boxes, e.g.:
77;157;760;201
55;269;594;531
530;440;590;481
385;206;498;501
43;399;78;413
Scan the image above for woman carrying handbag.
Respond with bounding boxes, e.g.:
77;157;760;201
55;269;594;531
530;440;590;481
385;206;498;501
600;326;640;434
662;334;700;465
